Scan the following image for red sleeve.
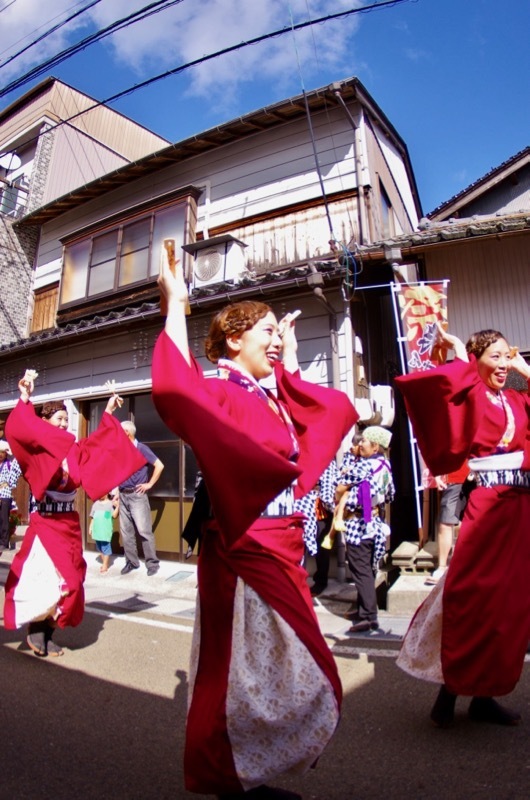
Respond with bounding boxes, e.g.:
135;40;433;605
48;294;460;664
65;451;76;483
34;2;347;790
152;331;301;542
5;400;75;501
395;356;484;476
274;364;359;498
77;413;147;501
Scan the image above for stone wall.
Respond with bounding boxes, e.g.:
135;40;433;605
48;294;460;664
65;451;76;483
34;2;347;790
0;216;38;346
0;123;55;346
26;123;55;213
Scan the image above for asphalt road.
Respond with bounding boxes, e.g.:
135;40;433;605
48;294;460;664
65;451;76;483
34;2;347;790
1;557;529;800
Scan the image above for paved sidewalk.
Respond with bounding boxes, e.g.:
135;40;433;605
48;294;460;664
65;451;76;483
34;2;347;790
0;542;412;642
81;550;412;642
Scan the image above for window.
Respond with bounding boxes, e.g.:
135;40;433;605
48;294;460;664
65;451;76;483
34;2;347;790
87;392;198;499
60;201;187;306
379;181;395;239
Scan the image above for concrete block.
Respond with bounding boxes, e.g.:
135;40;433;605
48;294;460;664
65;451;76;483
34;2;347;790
386;573;433;615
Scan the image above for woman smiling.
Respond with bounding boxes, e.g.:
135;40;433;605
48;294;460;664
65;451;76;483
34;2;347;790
396;325;530;729
154;257;358;799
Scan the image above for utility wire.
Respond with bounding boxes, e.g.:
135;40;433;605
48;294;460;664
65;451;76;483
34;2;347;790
0;0;186;97
288;3;335;240
0;0;104;70
0;0;17;15
1;0;411;158
0;0;90;57
80;0;413;107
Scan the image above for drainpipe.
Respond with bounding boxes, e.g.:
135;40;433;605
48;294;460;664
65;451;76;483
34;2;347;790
330;84;368;246
307;265;347;581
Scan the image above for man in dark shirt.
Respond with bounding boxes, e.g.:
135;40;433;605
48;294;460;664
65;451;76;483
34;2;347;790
119;421;164;576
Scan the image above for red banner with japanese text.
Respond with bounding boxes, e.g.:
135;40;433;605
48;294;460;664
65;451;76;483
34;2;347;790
395;281;448;488
395;281;448;372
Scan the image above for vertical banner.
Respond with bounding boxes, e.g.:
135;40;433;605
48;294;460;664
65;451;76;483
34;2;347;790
391;280;449;538
396;281;448;488
395;282;448;372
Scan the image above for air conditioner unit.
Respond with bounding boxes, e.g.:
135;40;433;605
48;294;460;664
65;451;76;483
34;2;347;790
182;234;248;289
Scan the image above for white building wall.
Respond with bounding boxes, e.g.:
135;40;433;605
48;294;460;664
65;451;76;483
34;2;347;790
34;104;363;277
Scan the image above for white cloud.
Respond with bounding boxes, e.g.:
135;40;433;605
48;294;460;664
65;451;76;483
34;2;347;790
0;0;91;79
86;0;363;103
0;0;365;111
403;47;429;62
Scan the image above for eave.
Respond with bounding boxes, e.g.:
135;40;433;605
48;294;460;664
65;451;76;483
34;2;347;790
0;260;344;358
15;76;420;228
357;211;530;263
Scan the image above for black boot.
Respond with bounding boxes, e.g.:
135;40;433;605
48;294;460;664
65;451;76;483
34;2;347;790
44;620;64;657
430;684;457;728
468;696;521;726
27;621;47;657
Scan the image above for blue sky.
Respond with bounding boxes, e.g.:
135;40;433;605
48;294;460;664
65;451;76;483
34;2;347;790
1;0;528;214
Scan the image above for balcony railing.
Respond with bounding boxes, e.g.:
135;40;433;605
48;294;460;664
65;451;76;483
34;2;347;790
0;176;29;218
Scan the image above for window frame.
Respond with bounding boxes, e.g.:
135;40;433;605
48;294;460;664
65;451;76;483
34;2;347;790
59;186;201;310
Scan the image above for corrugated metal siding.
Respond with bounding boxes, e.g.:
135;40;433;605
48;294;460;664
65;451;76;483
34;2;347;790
425;236;530;350
227;197;359;273
0;91;53;147
43;125;129;205
0;83;166;158
49;82;168;160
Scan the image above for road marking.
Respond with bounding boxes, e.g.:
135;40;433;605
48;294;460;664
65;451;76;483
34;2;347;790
87;605;194;634
332;645;400;659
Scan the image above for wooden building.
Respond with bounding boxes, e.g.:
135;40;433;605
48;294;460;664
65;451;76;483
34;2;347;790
0;76;423;559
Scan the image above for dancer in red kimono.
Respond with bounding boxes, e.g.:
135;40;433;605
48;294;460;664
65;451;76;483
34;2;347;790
4;372;145;657
396;326;530;728
154;257;357;799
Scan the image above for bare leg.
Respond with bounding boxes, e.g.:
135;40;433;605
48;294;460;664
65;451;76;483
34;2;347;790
426;523;454;585
437;522;454;568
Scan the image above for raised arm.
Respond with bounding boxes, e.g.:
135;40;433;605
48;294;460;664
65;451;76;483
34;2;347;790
435;322;468;362
279;311;300;374
158;249;191;366
509;349;530;382
18;369;38;404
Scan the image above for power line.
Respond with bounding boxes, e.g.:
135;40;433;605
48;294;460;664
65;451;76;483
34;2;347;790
0;0;186;97
0;0;104;71
0;0;89;58
0;0;17;15
92;1;413;106
1;0;412;159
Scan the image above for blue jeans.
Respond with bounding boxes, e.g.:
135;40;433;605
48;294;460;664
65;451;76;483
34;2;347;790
118;491;159;568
